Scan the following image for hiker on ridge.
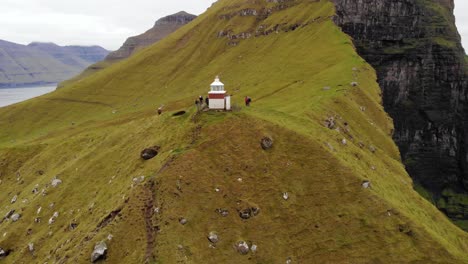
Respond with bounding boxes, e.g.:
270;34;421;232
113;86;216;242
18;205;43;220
245;96;252;107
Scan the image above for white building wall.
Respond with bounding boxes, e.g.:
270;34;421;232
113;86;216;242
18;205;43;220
225;96;231;111
209;99;225;109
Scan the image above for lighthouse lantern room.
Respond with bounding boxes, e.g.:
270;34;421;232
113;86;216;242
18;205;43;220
208;76;230;110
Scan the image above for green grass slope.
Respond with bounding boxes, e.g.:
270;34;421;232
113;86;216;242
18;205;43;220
0;0;467;263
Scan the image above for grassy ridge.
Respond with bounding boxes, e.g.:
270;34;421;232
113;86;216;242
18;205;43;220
0;0;467;263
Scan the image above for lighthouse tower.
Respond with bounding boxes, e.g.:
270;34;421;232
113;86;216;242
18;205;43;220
208;76;228;110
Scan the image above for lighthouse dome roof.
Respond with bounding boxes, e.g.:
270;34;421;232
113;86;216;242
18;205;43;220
211;76;224;86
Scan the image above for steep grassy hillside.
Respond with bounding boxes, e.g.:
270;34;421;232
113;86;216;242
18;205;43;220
0;0;467;263
58;12;196;88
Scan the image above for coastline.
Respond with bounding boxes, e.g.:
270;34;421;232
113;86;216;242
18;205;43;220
0;82;58;89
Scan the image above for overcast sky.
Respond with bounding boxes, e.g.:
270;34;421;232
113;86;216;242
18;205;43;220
0;0;466;51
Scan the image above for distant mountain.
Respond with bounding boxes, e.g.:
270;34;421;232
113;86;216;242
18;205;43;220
0;40;109;88
59;11;196;87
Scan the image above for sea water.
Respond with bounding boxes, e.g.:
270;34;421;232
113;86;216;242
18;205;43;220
0;86;56;108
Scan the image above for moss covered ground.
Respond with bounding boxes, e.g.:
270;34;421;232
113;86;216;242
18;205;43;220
0;0;467;263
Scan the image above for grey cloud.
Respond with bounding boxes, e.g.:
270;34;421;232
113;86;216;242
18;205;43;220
0;0;466;51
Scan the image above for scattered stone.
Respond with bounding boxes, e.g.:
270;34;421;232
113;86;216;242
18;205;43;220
283;192;289;200
362;181;371;189
236;241;250;255
215;208;229;217
32;184;39;194
11;213;21;222
360;106;366;112
260;137;274;150
239;209;251;220
28;243;34;252
37;207;42;215
172;111;186;116
11;195;17;204
286;257;292;264
237;178;243;183
369;145;376;153
70;222;79;230
251;207;260;216
107;234;113;241
251;244;257;253
91;241;108;263
179;218;188;225
4;210;15;220
208;232;219;244
351;82;359;87
177;244;184;250
238;207;260;220
0;248;9;258
51;178;62;187
132;176;145;184
154;207;160;214
341;138;347;145
34;218;41;223
398;224;413;236
215;187;221;192
325;116;335;129
49;212;59;225
141;146;161;160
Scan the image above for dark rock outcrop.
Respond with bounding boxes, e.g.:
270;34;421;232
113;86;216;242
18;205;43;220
0;248;10;259
141;146;161;160
332;0;468;229
91;241;107;263
106;12;196;61
260;137;274;150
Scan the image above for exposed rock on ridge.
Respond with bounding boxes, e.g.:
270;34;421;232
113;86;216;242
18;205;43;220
58;12;196;88
106;11;197;61
332;0;468;229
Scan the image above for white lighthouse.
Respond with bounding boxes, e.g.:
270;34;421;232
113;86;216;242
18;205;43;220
208;76;230;110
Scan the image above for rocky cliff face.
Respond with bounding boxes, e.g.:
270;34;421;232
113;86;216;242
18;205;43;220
332;0;468;229
106;11;196;61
